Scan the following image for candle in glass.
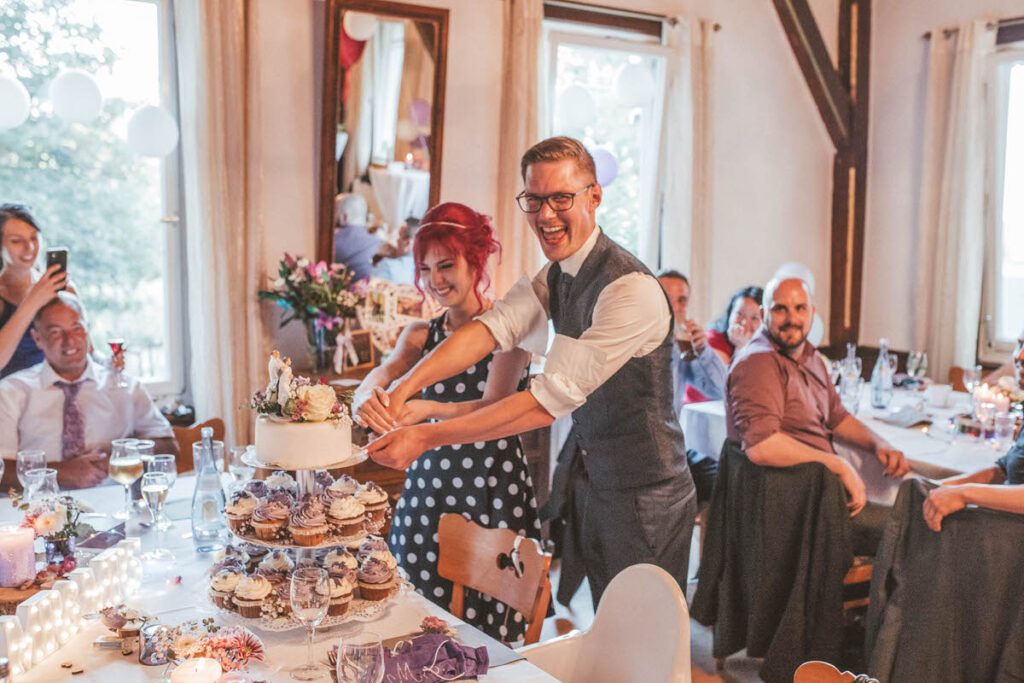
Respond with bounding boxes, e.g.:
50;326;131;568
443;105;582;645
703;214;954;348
169;657;223;683
0;526;35;588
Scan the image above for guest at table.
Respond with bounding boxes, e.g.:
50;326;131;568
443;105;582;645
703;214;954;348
0;203;73;378
693;285;764;399
332;193;382;282
657;269;724;504
728;276;909;553
982;326;1024;389
921;425;1024;531
0;292;177;490
366;136;695;608
352;202;540;642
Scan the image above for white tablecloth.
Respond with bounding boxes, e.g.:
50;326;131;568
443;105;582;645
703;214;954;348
368;164;430;232
0;478;555;682
681;390;1006;505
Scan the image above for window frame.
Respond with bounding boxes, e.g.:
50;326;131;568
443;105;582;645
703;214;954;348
541;27;672;267
979;45;1024;364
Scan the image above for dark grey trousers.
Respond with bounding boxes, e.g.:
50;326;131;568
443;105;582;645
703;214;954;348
571;465;697;609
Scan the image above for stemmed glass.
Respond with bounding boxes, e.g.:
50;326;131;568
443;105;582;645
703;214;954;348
290;567;330;680
963;364;982;394
336;632;385;683
144;454;177;529
16;449;47;490
140;472;174;562
109;443;144;520
227;445;255;492
24;468;59;503
108;338;129;389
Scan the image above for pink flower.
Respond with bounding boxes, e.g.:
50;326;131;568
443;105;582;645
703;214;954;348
283;253;297;269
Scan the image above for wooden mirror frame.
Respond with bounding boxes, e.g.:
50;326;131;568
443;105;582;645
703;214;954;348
318;0;449;263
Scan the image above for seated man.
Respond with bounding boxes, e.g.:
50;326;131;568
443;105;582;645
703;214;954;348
333;193;382;282
0;292;177;489
922;332;1024;530
727;276;909;554
657;269;724;504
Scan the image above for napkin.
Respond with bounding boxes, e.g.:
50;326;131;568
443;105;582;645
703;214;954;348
380;633;489;682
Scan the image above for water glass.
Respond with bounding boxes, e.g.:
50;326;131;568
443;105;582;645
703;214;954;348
25;467;59;502
840;377;864;416
963;365;982;394
227;446;255;485
290;567;330;680
140;472;174;562
336;631;385;683
994;413;1016;447
16;449;47;489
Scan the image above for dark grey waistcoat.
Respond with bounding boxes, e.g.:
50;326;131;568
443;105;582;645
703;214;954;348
548;231;689;490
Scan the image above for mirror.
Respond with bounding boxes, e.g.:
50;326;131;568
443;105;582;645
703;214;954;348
318;0;448;287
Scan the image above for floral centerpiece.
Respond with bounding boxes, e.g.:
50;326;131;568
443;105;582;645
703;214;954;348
258;253;363;372
150;617;265;672
250;351;352;423
11;493;94;565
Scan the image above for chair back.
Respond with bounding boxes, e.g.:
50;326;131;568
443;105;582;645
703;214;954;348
436;513;551;644
573;563;691;682
171;418;226;473
794;661;878;682
948;366;966;392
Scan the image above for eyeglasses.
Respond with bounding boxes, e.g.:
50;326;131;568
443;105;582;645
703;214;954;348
515;184;594;213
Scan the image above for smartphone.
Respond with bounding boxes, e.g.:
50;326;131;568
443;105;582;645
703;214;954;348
46;247;68;290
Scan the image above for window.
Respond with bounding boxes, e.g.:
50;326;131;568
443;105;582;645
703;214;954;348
0;0;185;395
981;49;1024;360
543;17;670;267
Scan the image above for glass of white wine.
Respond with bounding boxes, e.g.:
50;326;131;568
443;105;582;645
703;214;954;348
109;444;144;520
290;567;330;680
140;472;173;562
144;454;177;529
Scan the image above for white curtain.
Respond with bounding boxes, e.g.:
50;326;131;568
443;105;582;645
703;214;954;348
175;0;266;444
913;20;996;382
493;0;544;296
659;18;714;323
371;21;405;164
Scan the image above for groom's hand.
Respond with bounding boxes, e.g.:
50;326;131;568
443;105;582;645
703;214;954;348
366;424;430;470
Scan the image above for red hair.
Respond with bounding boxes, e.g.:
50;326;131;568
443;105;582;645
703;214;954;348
413;202;500;306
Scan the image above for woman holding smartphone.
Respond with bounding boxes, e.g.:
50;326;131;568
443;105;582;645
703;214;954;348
0;204;72;378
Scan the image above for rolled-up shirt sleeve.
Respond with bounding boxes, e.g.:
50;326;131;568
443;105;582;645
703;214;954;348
529;273;671;419
476;270;550;356
685;344;727;400
728;353;786;449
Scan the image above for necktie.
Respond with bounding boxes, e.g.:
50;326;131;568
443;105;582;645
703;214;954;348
55;381;85;459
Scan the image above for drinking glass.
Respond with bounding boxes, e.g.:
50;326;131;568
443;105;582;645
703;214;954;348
145;455;178;528
109;444;144;520
108;338;129;389
964;365;982;395
290;567;330;680
16;449;47;489
336;631;385;683
227;445;255;485
916;352;929;380
25;467;59;502
906;352;921;379
840;377;864;416
140;472;174;562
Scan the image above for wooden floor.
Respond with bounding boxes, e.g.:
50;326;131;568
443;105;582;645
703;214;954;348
537;530;765;682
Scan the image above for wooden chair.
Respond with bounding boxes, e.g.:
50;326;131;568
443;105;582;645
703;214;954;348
171;418;226;473
843;556;873;611
437;513;552;645
949;366;967;392
794;661;879;682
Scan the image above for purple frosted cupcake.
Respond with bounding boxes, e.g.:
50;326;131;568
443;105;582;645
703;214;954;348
358;556;396;601
319;474;360;506
356;482;389;526
225;490;259;532
356;535;389;562
256;549;294;585
251;498;290;541
323;549;359;582
243;480;269;499
289;496;329;547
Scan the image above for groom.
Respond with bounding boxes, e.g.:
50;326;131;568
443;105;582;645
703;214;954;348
366;136;696;605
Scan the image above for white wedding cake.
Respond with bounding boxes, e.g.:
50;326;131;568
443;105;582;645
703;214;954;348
250;351;354;470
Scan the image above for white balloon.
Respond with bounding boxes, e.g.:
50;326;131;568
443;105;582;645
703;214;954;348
343;11;379;41
808;313;825;347
557;85;597;131
615;62;655;107
773;261;816;295
50;69;103;123
0;75;31;129
126;105;179;157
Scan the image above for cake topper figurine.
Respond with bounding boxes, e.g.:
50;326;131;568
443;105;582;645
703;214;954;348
266;350;294;406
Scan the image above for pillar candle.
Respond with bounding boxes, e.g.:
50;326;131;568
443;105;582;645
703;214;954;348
0;526;35;588
170;658;223;682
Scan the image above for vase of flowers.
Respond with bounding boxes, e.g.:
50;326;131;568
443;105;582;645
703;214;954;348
12;494;94;567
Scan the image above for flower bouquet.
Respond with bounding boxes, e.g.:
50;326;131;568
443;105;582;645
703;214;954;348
149;617;265;672
12;493;95;566
258;253;363;373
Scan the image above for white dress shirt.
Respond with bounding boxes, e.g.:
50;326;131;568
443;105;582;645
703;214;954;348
478;227;671;418
0;358;172;461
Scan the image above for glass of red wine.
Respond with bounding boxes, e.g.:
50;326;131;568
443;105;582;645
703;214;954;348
108;338;129;388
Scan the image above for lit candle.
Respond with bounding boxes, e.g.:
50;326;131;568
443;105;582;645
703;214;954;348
0;526;35;588
170;658;223;683
404;152;414;167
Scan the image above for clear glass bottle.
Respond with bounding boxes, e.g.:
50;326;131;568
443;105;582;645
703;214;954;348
190;427;226;552
870;338;895;410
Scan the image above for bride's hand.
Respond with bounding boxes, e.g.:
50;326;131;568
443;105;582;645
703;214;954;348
395;399;436;427
353;386;398;434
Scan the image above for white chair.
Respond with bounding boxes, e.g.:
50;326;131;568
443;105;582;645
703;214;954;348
516;563;692;683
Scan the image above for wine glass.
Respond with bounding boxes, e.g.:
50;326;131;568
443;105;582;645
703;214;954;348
227;446;255;487
964;364;982;394
145;454;177;528
906;352;921;380
290;567;330;680
109;444;144;520
108;338;129;389
916;352;929;380
25;467;59;503
16;449;47;490
336;631;385;683
140;472;174;562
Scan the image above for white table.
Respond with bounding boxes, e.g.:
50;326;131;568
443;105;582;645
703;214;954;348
681;390;1006;505
368;164;430;233
0;478;556;682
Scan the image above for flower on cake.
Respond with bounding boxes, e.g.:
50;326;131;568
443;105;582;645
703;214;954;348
250;351;352;424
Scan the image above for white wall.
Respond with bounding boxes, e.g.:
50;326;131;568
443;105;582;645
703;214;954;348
250;0;835;350
862;0;1024;349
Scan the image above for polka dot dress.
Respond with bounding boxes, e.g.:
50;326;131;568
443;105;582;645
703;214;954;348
389;313;542;642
